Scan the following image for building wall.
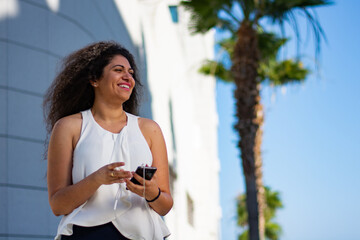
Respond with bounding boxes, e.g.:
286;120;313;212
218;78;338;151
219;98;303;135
147;4;221;240
0;0;220;239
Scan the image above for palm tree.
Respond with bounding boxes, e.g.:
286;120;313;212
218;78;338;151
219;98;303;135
180;1;331;239
237;186;283;240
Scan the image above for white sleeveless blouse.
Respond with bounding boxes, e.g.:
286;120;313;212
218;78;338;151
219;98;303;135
55;109;170;240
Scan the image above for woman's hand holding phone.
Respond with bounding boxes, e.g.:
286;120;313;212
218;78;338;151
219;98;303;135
125;166;160;201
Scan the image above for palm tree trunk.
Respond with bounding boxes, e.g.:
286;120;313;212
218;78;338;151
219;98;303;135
231;22;265;240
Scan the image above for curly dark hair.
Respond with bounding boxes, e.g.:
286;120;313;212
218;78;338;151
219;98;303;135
43;41;142;133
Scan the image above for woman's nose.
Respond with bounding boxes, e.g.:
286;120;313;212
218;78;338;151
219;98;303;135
122;71;131;80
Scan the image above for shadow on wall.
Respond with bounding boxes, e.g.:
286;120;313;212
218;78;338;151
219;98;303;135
0;0;152;238
0;0;152;117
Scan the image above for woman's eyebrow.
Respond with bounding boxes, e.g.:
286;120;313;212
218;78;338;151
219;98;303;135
111;64;133;71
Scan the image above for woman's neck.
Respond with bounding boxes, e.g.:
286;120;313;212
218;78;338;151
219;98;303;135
91;101;126;123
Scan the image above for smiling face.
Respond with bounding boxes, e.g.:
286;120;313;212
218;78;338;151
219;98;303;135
92;55;136;105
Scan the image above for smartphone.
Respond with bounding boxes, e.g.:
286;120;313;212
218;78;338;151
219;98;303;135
130;166;157;185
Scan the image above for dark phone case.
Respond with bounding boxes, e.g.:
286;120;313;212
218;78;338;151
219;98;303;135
130;166;157;185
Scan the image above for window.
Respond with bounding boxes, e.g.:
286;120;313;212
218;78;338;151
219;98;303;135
168;99;177;196
169;99;177;169
169;164;177;196
169;6;179;23
187;193;194;226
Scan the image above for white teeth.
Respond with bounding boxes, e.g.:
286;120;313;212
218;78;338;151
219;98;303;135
119;84;129;89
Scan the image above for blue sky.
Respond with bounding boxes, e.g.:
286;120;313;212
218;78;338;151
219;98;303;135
217;1;360;240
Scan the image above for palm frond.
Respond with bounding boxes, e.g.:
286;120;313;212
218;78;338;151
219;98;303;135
264;186;283;220
259;59;309;85
302;7;327;58
265;222;282;240
217;18;238;34
261;0;332;59
199;60;233;82
218;36;236;58
237;186;283;240
180;0;238;33
262;0;332;20
238;0;256;21
239;230;249;240
236;193;248;226
257;31;288;61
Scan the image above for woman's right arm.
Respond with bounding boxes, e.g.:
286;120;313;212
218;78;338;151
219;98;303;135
47;116;131;216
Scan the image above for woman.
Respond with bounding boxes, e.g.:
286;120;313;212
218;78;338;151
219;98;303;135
44;41;173;240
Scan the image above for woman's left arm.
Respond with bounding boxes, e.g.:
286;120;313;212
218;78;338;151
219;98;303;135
126;119;173;216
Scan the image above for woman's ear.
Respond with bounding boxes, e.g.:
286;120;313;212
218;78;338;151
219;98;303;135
90;80;98;87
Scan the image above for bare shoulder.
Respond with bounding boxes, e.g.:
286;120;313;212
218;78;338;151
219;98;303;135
138;118;164;149
51;113;82;148
53;113;82;133
138;117;162;133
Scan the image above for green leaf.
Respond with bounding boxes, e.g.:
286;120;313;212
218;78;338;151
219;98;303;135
265;222;282;240
262;0;332;21
236;186;284;240
236;193;248;226
199;60;233;82
180;0;235;34
259;59;309;85
239;229;249;240
257;31;288;62
218;36;236;59
261;0;332;58
264;186;283;221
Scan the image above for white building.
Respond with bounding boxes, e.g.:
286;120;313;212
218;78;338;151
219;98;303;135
0;0;221;239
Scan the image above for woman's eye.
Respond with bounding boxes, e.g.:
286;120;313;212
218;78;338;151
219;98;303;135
115;69;123;72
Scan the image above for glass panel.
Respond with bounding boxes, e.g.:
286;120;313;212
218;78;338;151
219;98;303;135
169;6;179;23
